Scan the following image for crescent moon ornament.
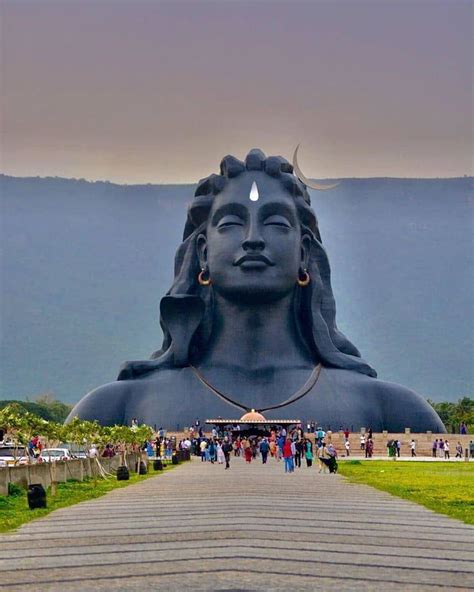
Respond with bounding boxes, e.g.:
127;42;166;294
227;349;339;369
292;144;339;191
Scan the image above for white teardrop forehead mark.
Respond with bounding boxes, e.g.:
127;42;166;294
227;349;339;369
249;181;259;201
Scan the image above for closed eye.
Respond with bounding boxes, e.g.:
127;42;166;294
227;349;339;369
217;215;245;228
263;215;292;228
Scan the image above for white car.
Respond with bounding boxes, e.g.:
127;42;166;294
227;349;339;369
0;445;30;467
39;448;72;462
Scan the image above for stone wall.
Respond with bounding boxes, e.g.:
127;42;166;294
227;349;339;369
0;452;142;496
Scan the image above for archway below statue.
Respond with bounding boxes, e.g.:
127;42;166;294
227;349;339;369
206;414;301;438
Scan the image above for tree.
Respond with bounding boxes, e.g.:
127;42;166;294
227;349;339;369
0;396;72;423
428;397;473;433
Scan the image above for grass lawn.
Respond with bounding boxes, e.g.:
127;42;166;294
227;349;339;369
338;460;474;525
0;465;175;534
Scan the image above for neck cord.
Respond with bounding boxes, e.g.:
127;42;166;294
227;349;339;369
188;364;322;414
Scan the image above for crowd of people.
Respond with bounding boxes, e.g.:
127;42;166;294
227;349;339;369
189;426;341;474
431;438;465;459
358;431;375;458
22;422;474;466
187;423;474;469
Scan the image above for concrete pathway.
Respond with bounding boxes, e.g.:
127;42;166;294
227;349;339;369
1;457;473;591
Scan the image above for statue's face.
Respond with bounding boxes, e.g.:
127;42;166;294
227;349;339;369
199;171;309;304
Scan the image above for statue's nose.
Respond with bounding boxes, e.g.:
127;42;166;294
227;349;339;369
242;236;265;251
242;225;265;251
242;216;265;251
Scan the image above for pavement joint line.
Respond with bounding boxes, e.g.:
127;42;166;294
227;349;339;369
0;542;472;563
1;557;471;576
32;513;465;528
22;518;464;532
9;524;472;543
3;567;471;590
2;534;470;554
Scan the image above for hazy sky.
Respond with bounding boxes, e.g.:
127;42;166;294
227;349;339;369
1;0;472;183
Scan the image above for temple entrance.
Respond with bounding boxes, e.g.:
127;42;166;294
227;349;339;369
206;411;301;438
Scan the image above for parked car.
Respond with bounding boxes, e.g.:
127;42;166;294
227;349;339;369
0;445;30;467
39;448;72;462
58;444;88;459
71;451;88;459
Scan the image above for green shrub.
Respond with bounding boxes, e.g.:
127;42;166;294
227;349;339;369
7;482;23;497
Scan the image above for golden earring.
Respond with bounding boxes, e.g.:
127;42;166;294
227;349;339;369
198;268;211;286
297;269;310;287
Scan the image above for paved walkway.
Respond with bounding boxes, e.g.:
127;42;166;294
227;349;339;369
1;457;473;591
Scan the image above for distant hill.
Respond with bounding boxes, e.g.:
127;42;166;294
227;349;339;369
1;174;472;404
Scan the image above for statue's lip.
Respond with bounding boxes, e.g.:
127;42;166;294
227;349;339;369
234;254;275;266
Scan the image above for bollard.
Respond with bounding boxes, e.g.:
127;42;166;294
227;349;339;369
139;461;148;475
153;459;163;471
172;454;179;465
27;483;47;509
117;466;130;480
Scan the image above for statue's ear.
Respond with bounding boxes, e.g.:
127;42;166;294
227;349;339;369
300;234;312;269
196;233;208;269
160;295;205;367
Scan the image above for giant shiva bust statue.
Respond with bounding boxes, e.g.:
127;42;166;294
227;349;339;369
68;149;445;432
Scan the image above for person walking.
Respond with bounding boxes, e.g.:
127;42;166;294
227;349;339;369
317;442;330;473
360;433;366;451
396;440;401;458
444;440;450;459
277;434;285;461
304;439;314;467
432;439;438;458
102;444;115;458
294;439;303;468
410;439;416;457
208;439;216;463
269;439;277;459
244;440;253;463
316;427;325;447
366;439;374;458
283;437;294;473
222;438;233;469
259;437;270;464
455;442;463;458
326;443;338;473
216;442;225;464
438;439;445;458
234;438;241;457
252;438;259;459
344;439;350;457
290;440;296;471
200;439;207;462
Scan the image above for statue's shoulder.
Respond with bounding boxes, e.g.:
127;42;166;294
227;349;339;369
66;380;131;425
368;376;446;433
67;367;192;427
320;367;445;433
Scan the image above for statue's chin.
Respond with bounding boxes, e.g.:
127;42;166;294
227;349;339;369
213;284;294;305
